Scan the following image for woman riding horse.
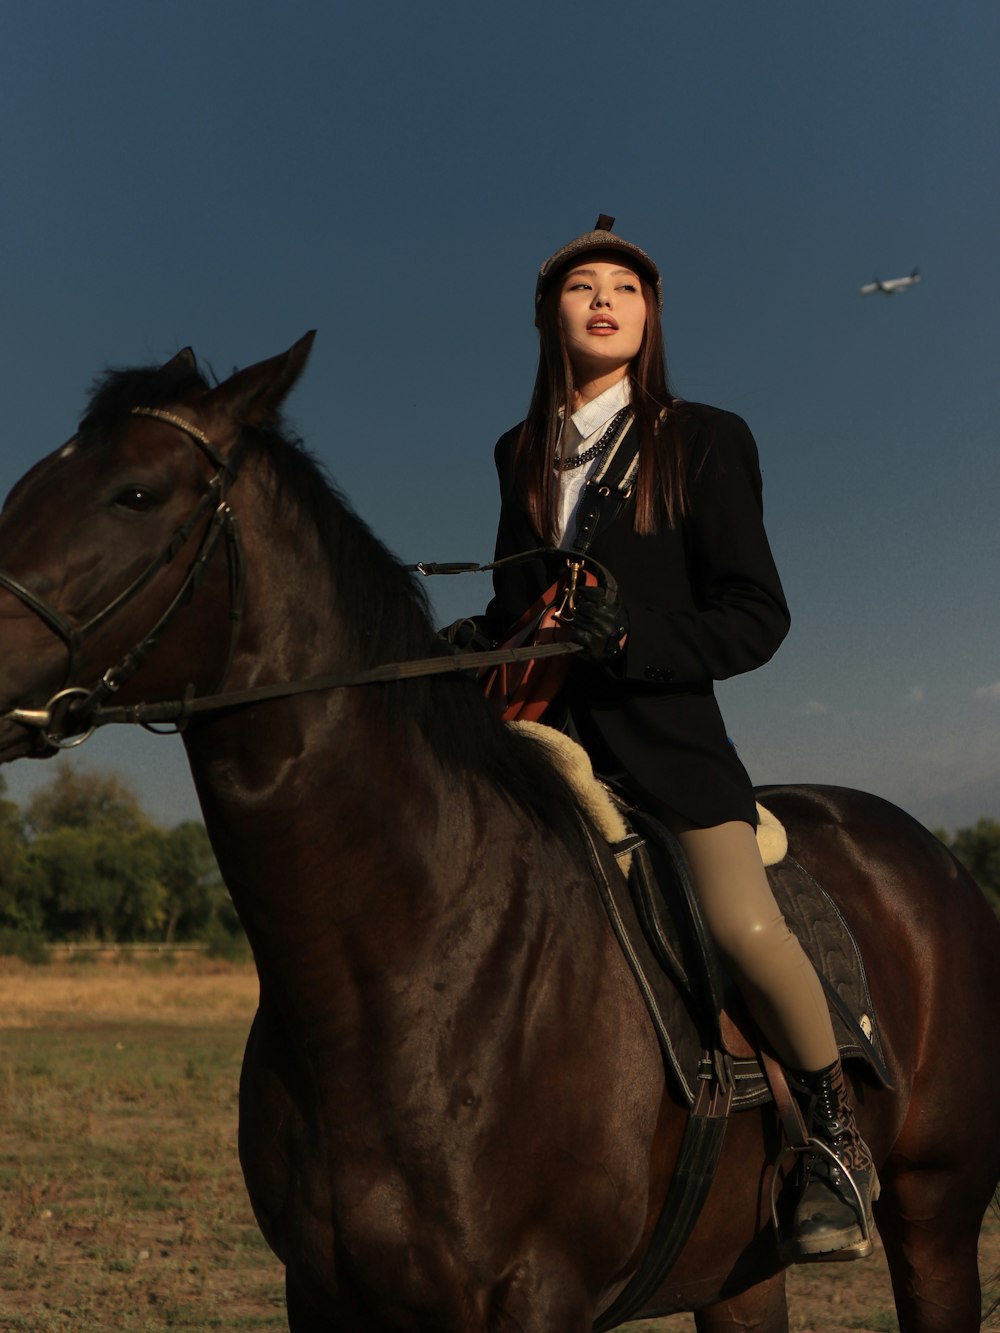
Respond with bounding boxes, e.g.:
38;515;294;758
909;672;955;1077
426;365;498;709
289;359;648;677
472;215;875;1260
1;333;998;1330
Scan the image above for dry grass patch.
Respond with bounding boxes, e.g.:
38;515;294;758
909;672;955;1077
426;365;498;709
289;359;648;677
0;957;259;1029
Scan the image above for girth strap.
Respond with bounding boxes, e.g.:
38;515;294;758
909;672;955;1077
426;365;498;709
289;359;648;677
579;821;733;1327
593;1076;732;1331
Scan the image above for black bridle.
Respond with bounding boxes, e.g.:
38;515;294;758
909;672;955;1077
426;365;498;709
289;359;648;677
0;409;591;748
0;407;247;748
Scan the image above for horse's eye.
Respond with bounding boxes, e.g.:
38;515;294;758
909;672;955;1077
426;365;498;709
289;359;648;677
114;487;159;514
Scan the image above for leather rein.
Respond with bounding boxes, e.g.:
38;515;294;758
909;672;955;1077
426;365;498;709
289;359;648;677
0;409;586;749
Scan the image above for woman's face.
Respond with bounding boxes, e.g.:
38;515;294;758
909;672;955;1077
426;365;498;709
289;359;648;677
557;257;647;379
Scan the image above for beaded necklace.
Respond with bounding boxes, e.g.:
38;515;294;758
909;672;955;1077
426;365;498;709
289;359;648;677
556;406;632;472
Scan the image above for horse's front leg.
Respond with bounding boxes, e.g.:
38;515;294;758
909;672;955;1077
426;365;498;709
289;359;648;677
694;1270;789;1332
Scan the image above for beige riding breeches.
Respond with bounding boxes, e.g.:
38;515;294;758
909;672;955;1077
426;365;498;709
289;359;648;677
675;819;838;1073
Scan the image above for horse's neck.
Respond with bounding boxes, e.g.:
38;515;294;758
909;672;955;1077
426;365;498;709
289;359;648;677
181;490;549;1038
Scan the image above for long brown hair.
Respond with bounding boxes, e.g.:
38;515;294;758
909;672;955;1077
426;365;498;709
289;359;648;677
513;265;687;542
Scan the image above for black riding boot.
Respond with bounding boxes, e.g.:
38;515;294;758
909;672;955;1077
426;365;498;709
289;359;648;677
784;1059;879;1262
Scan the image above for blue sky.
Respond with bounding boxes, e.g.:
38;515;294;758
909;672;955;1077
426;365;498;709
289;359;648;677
1;0;997;831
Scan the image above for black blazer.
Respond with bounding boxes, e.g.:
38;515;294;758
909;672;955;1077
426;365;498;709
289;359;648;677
484;403;790;828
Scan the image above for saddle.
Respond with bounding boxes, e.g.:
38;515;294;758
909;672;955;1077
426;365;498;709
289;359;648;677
512;720;889;1102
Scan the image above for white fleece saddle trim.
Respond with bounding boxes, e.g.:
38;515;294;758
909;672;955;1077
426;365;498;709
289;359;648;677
511;720;787;870
754;800;788;866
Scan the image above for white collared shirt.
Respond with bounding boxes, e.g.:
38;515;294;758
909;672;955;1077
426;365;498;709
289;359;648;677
554;377;632;545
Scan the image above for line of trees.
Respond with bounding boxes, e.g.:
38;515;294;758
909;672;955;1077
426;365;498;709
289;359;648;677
0;764;997;962
0;765;242;959
935;820;1000;914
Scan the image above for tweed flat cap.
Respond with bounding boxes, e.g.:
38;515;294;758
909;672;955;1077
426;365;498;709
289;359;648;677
535;214;663;313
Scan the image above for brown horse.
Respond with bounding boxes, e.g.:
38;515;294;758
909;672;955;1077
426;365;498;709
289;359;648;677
1;335;998;1332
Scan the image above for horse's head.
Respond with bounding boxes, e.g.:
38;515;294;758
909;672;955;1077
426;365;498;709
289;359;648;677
0;332;315;761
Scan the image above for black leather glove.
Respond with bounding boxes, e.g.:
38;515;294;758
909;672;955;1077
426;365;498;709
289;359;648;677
564;586;628;664
438;617;494;653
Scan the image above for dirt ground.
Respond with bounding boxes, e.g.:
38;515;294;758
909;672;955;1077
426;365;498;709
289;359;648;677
1;958;996;1331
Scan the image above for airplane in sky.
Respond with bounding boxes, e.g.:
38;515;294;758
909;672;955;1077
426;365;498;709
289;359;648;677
859;267;921;296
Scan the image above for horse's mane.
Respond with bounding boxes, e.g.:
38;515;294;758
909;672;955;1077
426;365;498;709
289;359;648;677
80;362;582;841
80;360;211;429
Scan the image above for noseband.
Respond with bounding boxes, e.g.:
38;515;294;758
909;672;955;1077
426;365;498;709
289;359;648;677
0;408;246;748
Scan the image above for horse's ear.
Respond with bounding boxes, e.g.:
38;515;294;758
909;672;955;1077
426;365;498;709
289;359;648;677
205;331;316;427
161;347;198;372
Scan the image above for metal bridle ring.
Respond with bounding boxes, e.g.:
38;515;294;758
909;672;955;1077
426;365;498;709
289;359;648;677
41;686;97;749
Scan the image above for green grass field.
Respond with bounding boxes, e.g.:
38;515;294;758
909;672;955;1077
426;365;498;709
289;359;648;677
0;960;996;1332
0;961;285;1331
